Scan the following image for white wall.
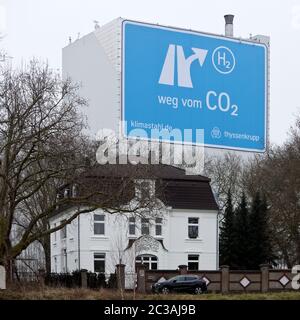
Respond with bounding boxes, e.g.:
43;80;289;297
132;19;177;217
167;209;217;270
50;205;218;275
62;19;121;138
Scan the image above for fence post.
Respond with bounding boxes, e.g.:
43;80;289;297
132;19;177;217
220;265;229;294
81;269;88;289
116;264;125;292
260;264;269;293
38;269;46;288
0;265;6;290
178;265;188;275
136;264;146;294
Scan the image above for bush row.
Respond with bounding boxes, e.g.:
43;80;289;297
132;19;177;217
45;270;117;289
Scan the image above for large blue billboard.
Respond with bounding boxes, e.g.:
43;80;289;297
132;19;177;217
122;20;268;152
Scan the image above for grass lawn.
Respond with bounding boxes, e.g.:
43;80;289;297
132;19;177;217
0;287;300;300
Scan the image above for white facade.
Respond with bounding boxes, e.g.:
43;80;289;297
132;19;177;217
49;204;218;277
11;220;45;277
62;18;121;138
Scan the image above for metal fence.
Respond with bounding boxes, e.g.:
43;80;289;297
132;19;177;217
45;271;115;289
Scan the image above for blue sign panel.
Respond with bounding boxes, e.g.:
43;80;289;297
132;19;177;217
122;20;267;152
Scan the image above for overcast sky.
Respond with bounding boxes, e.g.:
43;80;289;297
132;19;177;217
1;0;300;145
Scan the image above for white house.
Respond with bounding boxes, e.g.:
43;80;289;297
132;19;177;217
49;164;219;279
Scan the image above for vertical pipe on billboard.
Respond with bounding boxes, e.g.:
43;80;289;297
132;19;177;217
224;14;234;37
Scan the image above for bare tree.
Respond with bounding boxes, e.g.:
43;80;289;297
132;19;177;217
0;61;163;281
204;152;245;211
0;61;91;276
14;139;97;274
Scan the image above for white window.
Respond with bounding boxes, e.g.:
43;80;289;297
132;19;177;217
53;223;57;242
61;249;67;272
136;255;158;270
188;217;199;239
155;218;163;236
60;220;67;239
136;180;151;199
129;217;136;236
94;214;105;235
64;188;71;198
94;253;105;273
188;254;199;270
54;256;57;273
141;218;150;235
135;180;155;200
72;184;78;197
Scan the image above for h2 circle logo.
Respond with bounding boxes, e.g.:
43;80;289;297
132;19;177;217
212;46;236;74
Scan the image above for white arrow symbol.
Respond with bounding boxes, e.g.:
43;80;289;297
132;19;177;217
177;46;208;88
189;48;208;66
159;45;208;88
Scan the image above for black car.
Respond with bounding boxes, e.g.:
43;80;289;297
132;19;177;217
152;275;207;294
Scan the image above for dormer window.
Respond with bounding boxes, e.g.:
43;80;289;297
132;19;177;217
64;188;71;198
135;179;154;200
56;193;63;209
72;184;78;197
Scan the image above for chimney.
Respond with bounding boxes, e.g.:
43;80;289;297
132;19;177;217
224;14;234;37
